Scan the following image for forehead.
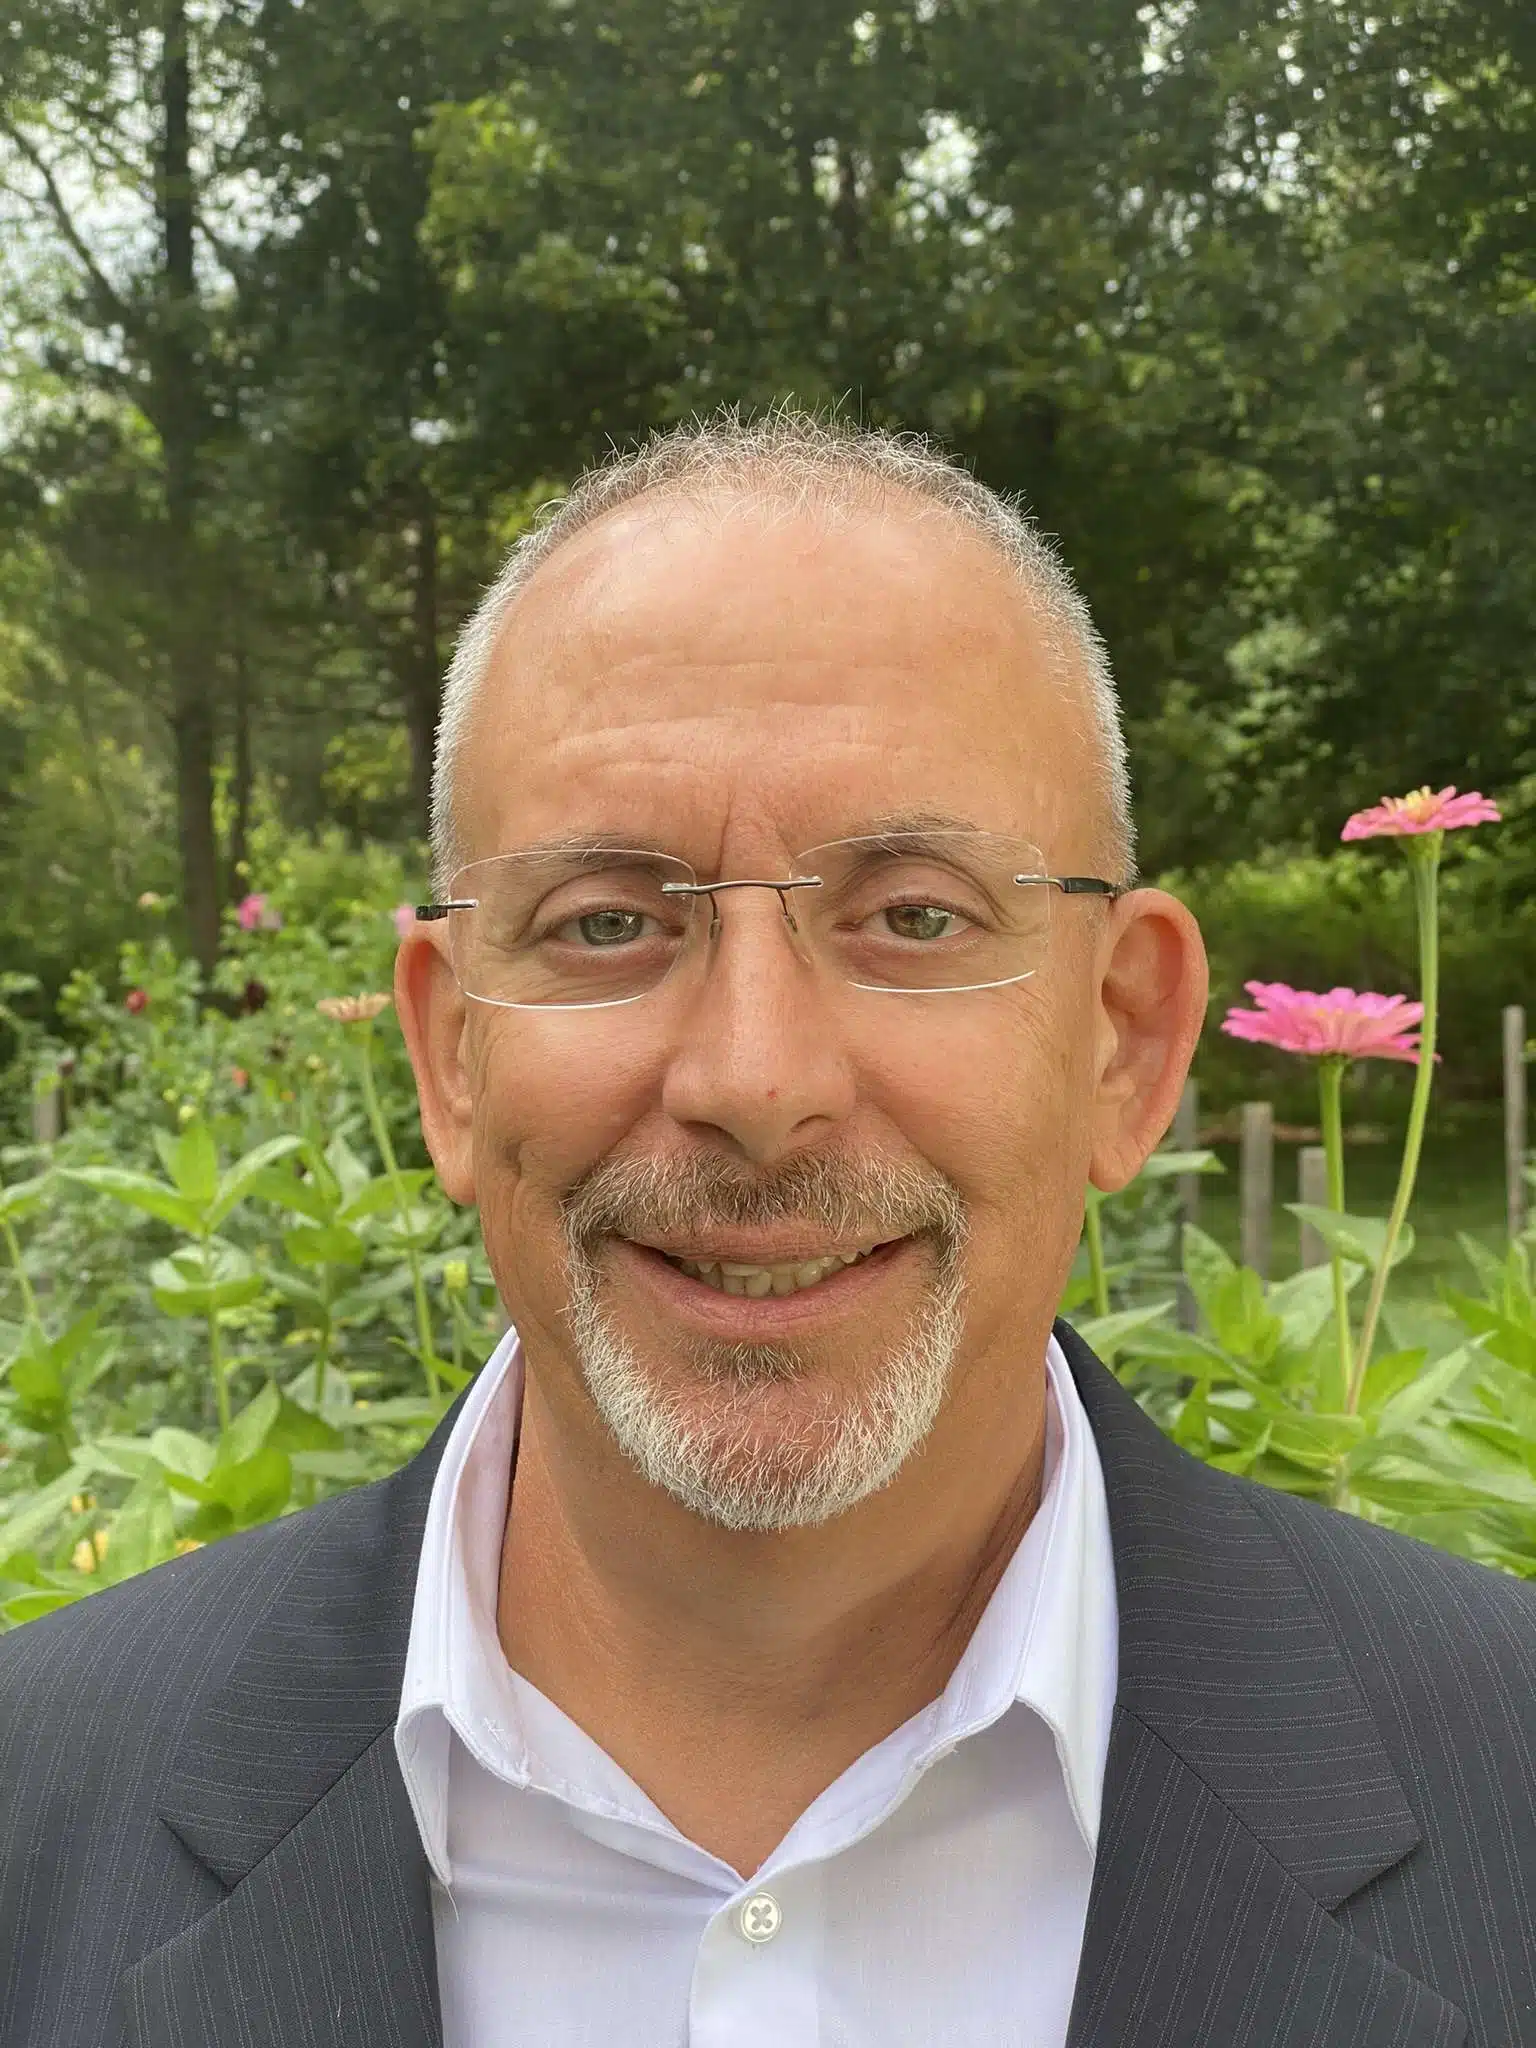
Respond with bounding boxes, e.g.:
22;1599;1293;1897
454;493;1098;863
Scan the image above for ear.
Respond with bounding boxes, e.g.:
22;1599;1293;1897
394;929;477;1206
1087;887;1208;1195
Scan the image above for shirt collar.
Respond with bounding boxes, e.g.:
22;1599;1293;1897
395;1327;1117;1886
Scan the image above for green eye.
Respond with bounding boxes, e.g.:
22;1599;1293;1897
572;910;648;947
884;905;960;942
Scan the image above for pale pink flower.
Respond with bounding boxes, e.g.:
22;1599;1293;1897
316;992;391;1024
237;892;283;932
393;902;416;940
1220;982;1425;1063
1341;785;1501;841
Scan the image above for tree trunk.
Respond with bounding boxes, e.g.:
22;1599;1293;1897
158;0;221;978
403;479;442;839
228;647;253;897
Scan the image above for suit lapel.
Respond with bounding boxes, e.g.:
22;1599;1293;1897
1057;1320;1467;2048
121;1396;466;2048
122;1735;440;2048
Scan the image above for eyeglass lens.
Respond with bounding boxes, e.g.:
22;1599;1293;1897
444;833;1055;1009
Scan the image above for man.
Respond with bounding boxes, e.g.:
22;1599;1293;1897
1;413;1532;2048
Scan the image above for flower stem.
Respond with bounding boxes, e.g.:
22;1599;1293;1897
1316;1055;1354;1403
1348;840;1441;1409
1084;1192;1110;1318
1;1211;43;1340
356;1021;440;1400
208;1308;231;1436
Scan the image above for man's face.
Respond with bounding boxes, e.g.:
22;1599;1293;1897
408;495;1129;1528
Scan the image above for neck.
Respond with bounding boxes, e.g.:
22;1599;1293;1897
495;1335;1050;1875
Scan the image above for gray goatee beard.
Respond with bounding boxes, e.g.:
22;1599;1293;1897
560;1150;969;1533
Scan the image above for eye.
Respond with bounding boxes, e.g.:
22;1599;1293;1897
553;909;655;948
881;903;967;942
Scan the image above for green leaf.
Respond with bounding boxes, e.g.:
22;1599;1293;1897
1072;1301;1178;1365
207;1134;306;1230
324;1135;374;1202
99;1472;178;1584
2;1587;88;1624
1180;1223;1236;1325
264;1394;344;1455
337;1169;436;1224
0;1174;51;1222
220;1382;281;1466
243;1167;337;1224
149;1243;265;1319
189;1446;292;1534
162;1121;219;1208
62;1166;201;1233
0;1459;96;1560
1205;1264;1283;1364
282;1222;366;1268
1266;1262;1364;1357
148;1427;217;1483
1357;1348;1428;1415
1136;1149;1225;1181
1284;1206;1415;1272
1374;1341;1483;1436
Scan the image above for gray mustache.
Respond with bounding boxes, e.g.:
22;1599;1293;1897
561;1148;968;1256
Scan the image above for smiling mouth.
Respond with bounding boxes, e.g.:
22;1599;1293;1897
646;1242;890;1298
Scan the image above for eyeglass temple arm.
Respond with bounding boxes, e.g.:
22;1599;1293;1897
1045;875;1128;898
415;901;476;921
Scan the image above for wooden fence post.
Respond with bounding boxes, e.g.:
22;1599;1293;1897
1173;1078;1200;1329
1297;1145;1329;1269
1505;1004;1528;1242
1240;1101;1274;1282
30;1080;62;1148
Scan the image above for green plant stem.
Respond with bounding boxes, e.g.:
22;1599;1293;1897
207;1307;231;1435
1084;1193;1110;1318
1316;1055;1355;1402
1;1212;43;1338
357;1023;439;1399
1348;841;1441;1410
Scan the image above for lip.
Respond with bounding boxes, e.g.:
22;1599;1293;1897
606;1234;920;1336
626;1233;892;1266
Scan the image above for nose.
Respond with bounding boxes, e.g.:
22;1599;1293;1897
659;884;857;1164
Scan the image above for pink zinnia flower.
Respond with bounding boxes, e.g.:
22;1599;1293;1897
1220;982;1425;1064
1341;785;1501;841
393;902;416;940
236;892;283;932
124;987;149;1014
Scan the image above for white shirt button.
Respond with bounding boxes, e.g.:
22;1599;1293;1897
737;1892;783;1944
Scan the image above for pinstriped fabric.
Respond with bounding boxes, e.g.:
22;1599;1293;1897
1256;1490;1536;2045
123;1736;440;2048
1060;1321;1536;2048
1067;1714;1465;2048
0;1404;453;2048
0;1327;1532;2046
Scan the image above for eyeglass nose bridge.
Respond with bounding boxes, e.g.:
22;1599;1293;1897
660;873;823;937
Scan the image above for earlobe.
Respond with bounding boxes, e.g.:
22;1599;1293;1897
1087;889;1208;1195
394;934;477;1205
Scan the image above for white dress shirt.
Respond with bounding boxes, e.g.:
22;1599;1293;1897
396;1327;1118;2047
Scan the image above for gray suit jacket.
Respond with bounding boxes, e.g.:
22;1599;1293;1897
1;1323;1532;2047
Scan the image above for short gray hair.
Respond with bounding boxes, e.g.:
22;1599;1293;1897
429;407;1134;888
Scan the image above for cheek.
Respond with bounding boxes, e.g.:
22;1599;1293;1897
466;1016;663;1287
860;986;1094;1238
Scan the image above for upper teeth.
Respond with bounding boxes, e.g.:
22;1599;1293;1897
668;1247;876;1297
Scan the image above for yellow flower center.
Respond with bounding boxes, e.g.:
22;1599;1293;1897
1384;785;1437;822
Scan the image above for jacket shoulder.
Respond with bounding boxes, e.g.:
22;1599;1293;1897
1243;1475;1536;1748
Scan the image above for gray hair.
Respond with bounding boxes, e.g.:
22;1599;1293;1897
429;407;1134;888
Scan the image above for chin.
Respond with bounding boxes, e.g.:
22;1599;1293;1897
567;1270;967;1534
